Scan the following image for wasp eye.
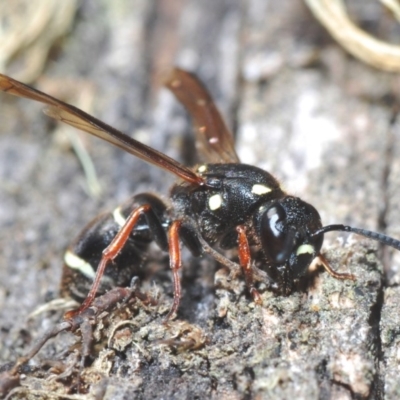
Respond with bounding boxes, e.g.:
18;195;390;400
260;205;295;264
266;206;284;237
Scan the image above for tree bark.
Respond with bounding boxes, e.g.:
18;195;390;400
1;1;400;399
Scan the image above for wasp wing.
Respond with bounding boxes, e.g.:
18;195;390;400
0;74;203;185
165;68;240;164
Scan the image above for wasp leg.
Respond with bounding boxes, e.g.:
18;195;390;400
9;284;138;386
316;253;356;281
65;204;163;319
164;220;183;321
236;225;262;304
181;219;242;276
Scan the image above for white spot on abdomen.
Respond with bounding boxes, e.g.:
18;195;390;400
113;206;127;227
64;250;96;279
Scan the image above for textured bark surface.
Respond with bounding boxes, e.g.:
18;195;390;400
1;1;400;399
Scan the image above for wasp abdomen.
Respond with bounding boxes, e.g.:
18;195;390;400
61;194;169;301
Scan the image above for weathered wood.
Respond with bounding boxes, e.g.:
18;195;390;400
1;1;400;398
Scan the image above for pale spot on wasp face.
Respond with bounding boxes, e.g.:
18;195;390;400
296;244;314;256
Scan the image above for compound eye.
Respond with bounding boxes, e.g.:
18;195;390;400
260;205;294;264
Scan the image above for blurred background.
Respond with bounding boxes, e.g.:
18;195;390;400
1;0;400;397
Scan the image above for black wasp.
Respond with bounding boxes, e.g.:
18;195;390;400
1;68;400;321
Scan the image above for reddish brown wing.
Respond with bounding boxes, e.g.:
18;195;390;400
165;68;240;164
0;73;203;185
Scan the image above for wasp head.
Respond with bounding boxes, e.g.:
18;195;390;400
255;196;324;293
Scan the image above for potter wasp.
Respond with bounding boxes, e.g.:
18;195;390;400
1;68;400;321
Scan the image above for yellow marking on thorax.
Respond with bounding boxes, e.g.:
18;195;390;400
251;184;272;195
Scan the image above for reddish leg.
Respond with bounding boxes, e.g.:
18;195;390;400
317;253;356;281
164;220;183;321
236;225;262;304
65;204;151;319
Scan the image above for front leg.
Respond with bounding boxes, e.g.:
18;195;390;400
236;225;263;304
178;220;268;300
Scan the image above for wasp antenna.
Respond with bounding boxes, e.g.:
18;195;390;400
312;224;400;251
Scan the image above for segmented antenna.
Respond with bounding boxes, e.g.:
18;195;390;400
311;224;400;251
